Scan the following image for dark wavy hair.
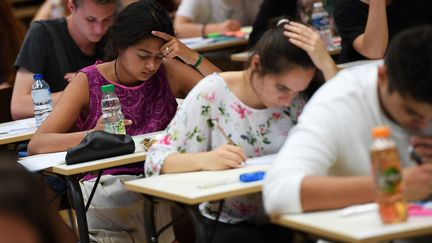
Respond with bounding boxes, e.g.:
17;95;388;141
104;0;174;60
247;18;315;76
385;26;432;105
247;18;322;97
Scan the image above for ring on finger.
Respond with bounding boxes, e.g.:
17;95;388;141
165;46;170;55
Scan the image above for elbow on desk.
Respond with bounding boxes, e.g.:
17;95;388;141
263;175;304;215
359;47;386;60
10;100;32;121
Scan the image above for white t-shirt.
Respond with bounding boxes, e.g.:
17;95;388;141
176;0;263;26
263;63;432;214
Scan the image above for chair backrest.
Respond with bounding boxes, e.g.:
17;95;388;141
0;87;13;123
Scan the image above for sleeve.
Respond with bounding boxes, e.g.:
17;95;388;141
175;0;203;20
144;77;217;177
14;21;48;73
334;0;367;48
263;82;345;214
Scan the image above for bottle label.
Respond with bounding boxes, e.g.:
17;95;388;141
372;149;402;194
32;89;51;103
104;118;126;134
311;16;330;29
117;119;126;134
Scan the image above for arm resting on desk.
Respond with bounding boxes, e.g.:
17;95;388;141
11;68;63;120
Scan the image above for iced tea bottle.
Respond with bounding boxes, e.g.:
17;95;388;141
370;126;408;224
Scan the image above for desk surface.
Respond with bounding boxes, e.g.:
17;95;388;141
0;118;36;145
273;207;432;243
182;37;248;53
125;164;269;205
48;150;147;176
47;133;161;175
231;46;341;62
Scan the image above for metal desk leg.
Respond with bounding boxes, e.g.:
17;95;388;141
143;196;158;243
65;176;90;243
183;205;209;243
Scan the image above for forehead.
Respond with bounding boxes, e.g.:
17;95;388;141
130;37;165;52
76;0;117;15
270;67;315;91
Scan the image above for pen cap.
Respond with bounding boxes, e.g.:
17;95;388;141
239;171;265;182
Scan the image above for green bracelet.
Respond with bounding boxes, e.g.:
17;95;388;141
193;54;203;69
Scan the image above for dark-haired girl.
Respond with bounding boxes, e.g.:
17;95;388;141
145;19;338;242
28;0;219;242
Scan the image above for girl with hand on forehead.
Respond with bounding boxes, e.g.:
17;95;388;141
145;18;337;243
28;1;220;242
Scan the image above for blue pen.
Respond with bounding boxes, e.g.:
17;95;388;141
239;171;265;182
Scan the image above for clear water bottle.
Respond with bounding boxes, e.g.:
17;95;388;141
311;1;333;50
31;73;53;127
101;84;126;134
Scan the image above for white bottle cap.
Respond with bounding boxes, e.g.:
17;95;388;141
313;2;323;8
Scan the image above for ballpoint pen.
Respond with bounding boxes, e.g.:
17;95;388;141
213;119;236;145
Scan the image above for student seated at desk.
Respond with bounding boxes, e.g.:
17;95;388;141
334;0;432;63
28;1;220;242
264;26;432;241
145;19;338;243
11;0;118;120
174;0;263;38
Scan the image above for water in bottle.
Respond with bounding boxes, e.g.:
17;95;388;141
31;73;53;127
101;84;126;134
311;1;333;50
370;126;408;224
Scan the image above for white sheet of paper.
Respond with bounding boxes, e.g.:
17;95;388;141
18;151;66;172
180;37;215;49
0;119;36;134
245;154;277;165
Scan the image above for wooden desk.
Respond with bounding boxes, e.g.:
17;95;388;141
126;164;269;205
273;205;432;243
230;46;341;63
0;118;36;145
125;164;269;243
181;37;248;53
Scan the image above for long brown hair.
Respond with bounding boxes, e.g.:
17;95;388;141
0;0;26;86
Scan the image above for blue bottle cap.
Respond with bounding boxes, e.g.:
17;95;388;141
33;73;43;80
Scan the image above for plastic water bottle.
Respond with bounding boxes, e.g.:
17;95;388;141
370;126;408;224
31;73;53;127
311;1;333;50
101;84;126;134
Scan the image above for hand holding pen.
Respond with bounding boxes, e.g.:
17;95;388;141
199;119;246;170
410;136;432;164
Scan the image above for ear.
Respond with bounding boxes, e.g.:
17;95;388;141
250;54;261;72
68;0;76;13
377;64;389;89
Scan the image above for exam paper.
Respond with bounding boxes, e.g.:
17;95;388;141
18;151;66;172
245;154;277;165
0;119;36;134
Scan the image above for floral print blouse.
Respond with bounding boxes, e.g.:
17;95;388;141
145;73;307;224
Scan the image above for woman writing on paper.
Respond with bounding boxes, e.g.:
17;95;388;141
145;18;338;242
